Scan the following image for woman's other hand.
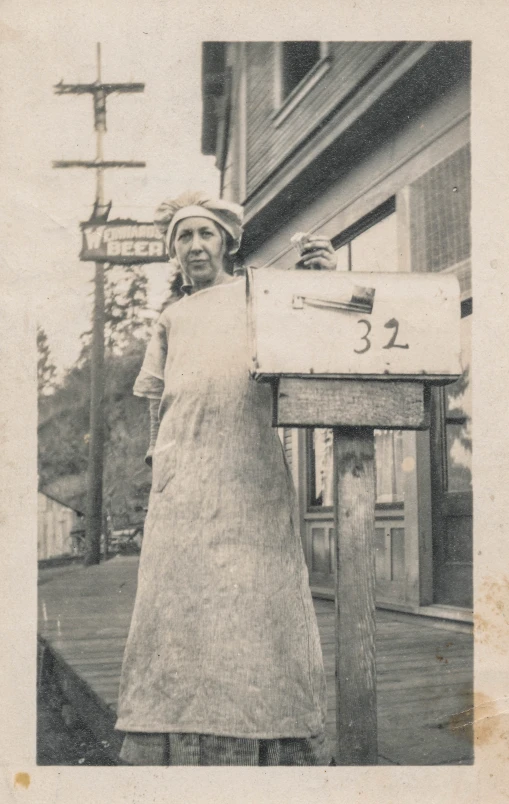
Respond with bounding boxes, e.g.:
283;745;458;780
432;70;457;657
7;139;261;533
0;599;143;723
296;235;337;270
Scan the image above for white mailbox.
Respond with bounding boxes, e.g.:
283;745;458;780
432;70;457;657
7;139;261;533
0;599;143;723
246;267;462;384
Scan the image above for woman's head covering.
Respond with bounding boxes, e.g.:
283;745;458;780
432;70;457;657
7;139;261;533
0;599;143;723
154;191;244;259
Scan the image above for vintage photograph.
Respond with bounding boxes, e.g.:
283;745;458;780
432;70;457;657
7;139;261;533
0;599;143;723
33;38;474;769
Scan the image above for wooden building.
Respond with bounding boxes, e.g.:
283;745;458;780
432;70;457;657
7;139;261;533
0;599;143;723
38;491;84;561
201;41;472;621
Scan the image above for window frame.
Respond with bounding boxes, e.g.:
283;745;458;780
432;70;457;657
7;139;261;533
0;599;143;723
331;196;396;266
272;42;330;127
439;302;473;495
306;428;332;511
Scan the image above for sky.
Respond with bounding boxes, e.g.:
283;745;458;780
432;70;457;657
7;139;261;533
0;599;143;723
1;2;219;373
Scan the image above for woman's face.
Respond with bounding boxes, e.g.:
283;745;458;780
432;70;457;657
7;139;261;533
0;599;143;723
173;217;228;289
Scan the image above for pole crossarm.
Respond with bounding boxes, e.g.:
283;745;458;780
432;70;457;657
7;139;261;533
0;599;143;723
54;80;145;95
53;160;146;169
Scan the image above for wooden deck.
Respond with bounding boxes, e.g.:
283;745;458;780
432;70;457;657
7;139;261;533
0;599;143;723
38;557;473;765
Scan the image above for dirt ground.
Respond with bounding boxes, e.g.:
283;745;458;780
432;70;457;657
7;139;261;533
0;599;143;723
37;665;118;766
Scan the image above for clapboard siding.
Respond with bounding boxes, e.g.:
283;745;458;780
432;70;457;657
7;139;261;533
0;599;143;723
38;492;80;560
245;42;399;198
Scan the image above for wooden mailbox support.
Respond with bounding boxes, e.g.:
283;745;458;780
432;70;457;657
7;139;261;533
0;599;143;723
274;378;432;764
334;425;377;764
247;267;462;764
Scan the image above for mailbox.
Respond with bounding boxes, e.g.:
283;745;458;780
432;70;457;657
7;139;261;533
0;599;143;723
246;267;462;384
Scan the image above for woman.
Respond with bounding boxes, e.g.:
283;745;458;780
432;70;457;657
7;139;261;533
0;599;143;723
116;191;337;766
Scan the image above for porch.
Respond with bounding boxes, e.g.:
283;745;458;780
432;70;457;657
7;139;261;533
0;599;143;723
38;557;473;765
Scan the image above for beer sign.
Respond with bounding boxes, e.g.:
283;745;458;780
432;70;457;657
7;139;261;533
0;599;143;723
80;219;167;263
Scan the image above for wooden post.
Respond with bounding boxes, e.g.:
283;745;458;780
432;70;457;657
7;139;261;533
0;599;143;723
333;426;378;764
52;43;145;566
84;260;105;566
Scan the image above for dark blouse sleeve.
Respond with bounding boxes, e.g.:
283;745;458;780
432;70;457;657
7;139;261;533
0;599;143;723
133;314;168;400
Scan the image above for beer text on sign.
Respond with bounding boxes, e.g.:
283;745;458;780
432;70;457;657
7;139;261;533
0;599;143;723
80;220;167;264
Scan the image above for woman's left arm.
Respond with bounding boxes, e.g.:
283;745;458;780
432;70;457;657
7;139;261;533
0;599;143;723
133;313;169;466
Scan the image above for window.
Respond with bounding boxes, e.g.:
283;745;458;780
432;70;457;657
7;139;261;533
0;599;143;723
308;429;333;507
444;313;472;491
308;426;406;509
281;42;321;99
332;197;398;272
308;201;405;509
273;42;330;123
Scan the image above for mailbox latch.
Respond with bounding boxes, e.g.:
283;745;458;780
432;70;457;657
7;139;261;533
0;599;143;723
291;285;376;315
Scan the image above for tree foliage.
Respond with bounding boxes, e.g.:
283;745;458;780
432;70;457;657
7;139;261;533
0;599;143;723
38;358;91;484
104;264;153;350
37;326;57;395
76;263;153;368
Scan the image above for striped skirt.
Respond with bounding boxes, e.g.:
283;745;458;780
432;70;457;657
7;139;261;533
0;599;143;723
120;731;329;766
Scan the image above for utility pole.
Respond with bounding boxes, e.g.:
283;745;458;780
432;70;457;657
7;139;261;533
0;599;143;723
53;44;145;566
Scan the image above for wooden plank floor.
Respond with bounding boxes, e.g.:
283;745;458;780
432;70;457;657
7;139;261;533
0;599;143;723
38;558;473;765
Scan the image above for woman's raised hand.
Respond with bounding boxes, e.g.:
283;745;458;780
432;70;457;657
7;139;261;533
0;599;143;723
292;233;337;271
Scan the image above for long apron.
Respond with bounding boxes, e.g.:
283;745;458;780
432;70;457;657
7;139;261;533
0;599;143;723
115;278;326;740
